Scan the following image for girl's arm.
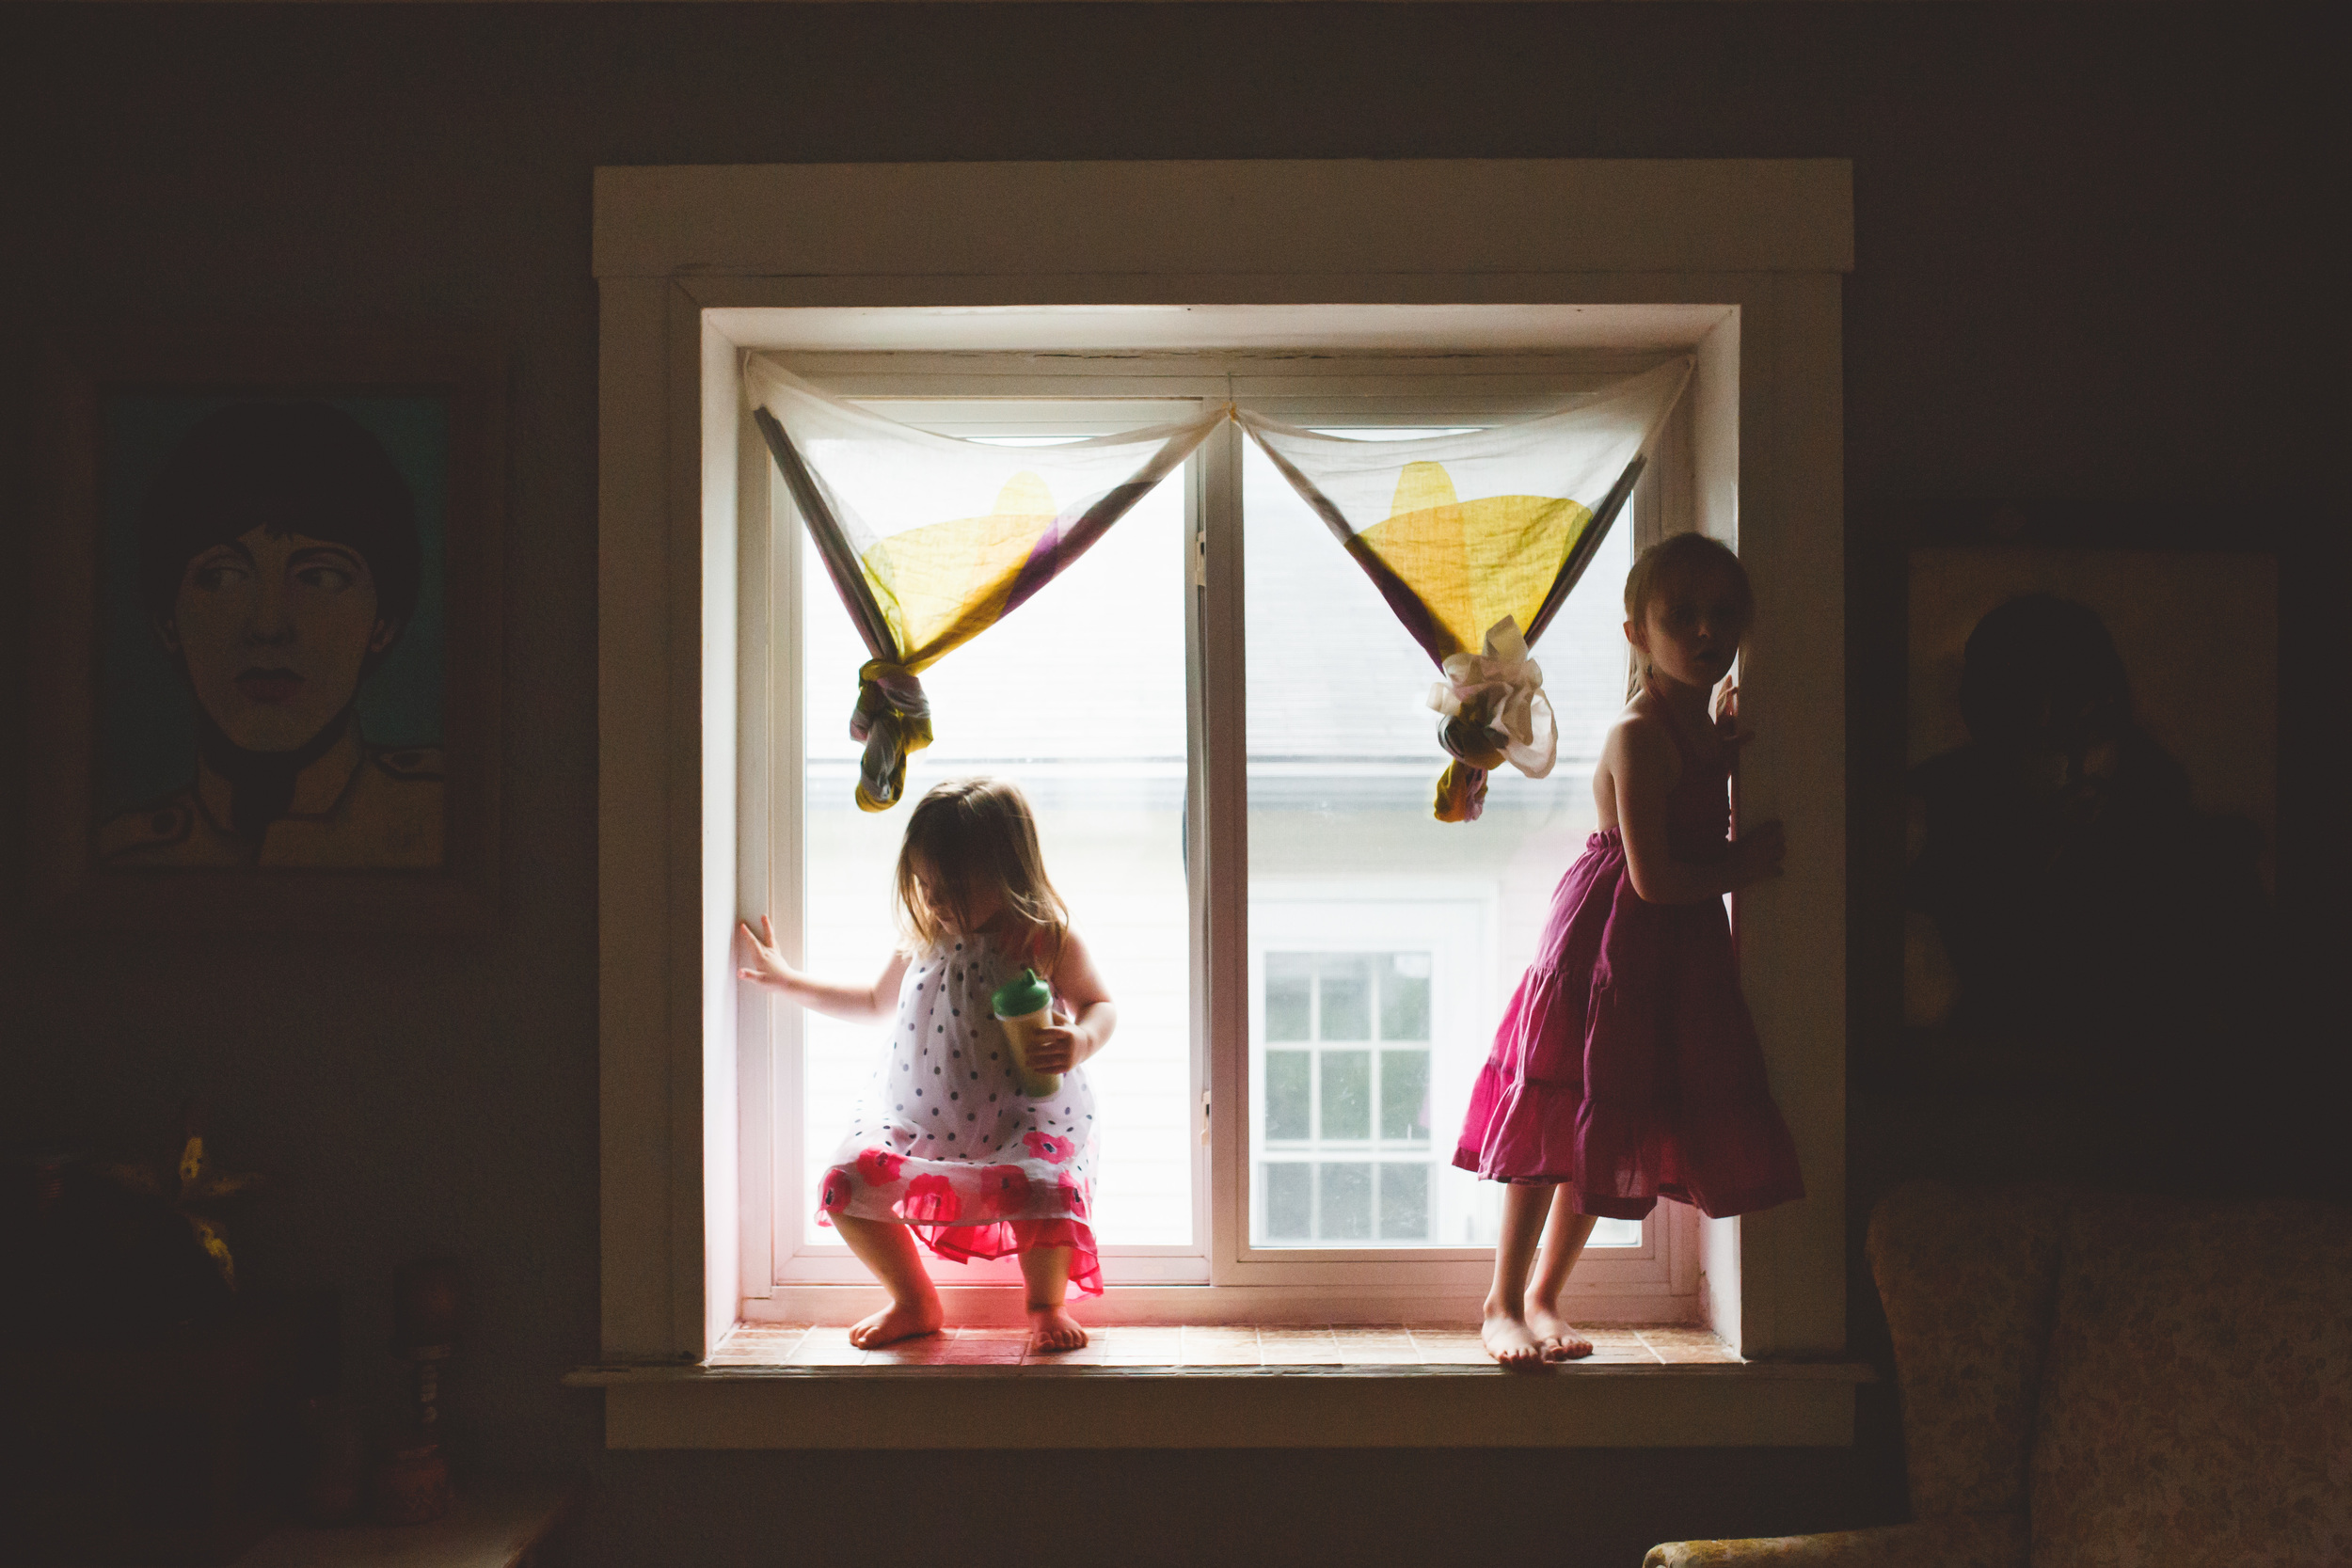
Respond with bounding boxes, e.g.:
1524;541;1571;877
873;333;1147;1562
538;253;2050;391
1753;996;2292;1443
1610;715;1785;905
1023;927;1117;1076
738;915;911;1024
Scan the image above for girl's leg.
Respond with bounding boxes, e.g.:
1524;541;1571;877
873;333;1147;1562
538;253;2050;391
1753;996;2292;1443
1017;1244;1088;1351
833;1215;945;1348
1524;1189;1599;1361
1481;1180;1558;1369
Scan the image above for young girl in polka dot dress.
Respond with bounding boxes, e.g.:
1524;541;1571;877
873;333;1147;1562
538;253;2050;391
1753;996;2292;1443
739;777;1114;1351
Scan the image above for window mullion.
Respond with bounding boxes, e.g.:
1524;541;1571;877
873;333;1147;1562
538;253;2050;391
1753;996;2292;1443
762;428;803;1285
1197;417;1249;1286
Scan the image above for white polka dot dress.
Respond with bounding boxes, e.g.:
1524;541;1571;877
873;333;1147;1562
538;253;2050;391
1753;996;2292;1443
817;931;1102;1293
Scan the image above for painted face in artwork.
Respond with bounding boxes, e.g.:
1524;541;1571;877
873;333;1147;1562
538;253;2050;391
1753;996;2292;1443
159;524;397;752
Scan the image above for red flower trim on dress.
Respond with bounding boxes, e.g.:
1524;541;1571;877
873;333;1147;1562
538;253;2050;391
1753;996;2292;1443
855;1148;907;1187
908;1218;1103;1297
1022;1130;1076;1164
977;1164;1033;1218
898;1173;963;1226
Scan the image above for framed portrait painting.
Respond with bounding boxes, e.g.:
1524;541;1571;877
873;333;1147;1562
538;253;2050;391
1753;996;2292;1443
28;330;502;931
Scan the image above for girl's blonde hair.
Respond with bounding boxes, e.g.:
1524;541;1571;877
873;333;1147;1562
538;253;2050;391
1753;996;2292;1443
1623;532;1754;679
894;777;1070;967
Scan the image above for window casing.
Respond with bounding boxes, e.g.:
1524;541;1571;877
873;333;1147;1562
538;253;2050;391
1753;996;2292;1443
741;350;1708;1322
591;161;1853;1383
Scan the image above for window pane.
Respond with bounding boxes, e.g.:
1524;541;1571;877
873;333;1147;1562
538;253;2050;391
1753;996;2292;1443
1380;955;1431;1041
801;436;1191;1250
1317;960;1372;1040
1378;1162;1431;1240
1380;1049;1430;1143
1319;1163;1373;1240
1263;1050;1311;1143
1320;1049;1372;1141
1263;954;1312;1042
1245;434;1635;1250
1263;1162;1312;1241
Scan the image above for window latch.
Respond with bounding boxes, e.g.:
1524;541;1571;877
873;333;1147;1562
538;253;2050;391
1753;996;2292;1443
1192;530;1207;588
1201;1088;1212;1145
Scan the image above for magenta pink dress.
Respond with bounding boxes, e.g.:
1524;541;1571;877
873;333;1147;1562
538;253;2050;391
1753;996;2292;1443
1453;705;1805;1221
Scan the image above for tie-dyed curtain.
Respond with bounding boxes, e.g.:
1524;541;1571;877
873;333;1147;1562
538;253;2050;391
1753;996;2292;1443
1237;358;1692;821
747;358;1223;811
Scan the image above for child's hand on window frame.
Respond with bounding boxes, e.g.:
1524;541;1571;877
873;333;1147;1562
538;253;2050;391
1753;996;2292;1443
737;914;801;988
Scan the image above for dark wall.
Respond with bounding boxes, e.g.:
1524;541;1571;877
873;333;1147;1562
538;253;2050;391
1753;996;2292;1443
1;6;2333;1565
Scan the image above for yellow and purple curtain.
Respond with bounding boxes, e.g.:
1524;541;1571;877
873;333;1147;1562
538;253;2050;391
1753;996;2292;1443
1237;358;1692;820
747;358;1223;810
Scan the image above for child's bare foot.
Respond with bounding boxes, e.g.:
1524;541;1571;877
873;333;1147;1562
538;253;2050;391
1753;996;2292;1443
1481;1309;1550;1370
848;1297;944;1349
1525;1304;1594;1361
1025;1303;1089;1352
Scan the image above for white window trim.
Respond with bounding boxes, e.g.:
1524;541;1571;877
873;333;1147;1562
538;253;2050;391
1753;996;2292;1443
595;161;1850;1418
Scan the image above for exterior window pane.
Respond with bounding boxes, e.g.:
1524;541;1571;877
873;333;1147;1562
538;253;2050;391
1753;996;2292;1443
1263;955;1313;1042
1320;1049;1372;1141
1319;1163;1374;1240
1263;1050;1311;1142
1318;961;1372;1040
1378;1162;1431;1240
1380;1049;1431;1142
1264;1162;1313;1241
1380;955;1432;1041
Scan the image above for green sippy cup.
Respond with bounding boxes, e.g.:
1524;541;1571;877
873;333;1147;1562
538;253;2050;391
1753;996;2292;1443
989;968;1059;1099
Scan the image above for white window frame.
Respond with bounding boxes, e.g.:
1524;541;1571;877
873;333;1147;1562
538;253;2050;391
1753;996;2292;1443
744;362;1704;1320
594;162;1850;1387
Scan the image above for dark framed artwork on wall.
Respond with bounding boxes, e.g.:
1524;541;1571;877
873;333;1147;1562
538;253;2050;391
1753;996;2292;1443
27;330;503;932
1903;544;2276;1073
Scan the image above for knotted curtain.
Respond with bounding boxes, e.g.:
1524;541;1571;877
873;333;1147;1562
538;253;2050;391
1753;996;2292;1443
747;358;1223;811
1236;357;1692;820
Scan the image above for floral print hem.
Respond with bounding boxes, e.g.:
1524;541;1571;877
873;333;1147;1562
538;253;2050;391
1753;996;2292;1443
917;1216;1101;1296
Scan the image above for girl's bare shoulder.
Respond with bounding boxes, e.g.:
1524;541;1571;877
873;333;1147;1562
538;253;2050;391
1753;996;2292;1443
1005;920;1075;975
1048;923;1094;970
1605;697;1677;767
1048;924;1116;1002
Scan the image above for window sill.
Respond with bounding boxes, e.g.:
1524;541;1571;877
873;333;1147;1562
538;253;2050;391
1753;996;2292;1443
565;1325;1871;1449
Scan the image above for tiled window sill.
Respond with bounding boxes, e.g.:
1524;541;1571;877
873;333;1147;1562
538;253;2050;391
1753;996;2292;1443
709;1322;1744;1370
567;1324;1871;1449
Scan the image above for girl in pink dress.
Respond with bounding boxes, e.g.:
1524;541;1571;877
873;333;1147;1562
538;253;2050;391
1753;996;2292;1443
739;778;1116;1353
1454;534;1804;1368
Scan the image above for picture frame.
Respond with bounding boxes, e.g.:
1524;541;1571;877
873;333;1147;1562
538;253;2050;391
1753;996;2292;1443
27;328;503;932
1901;542;2275;1059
